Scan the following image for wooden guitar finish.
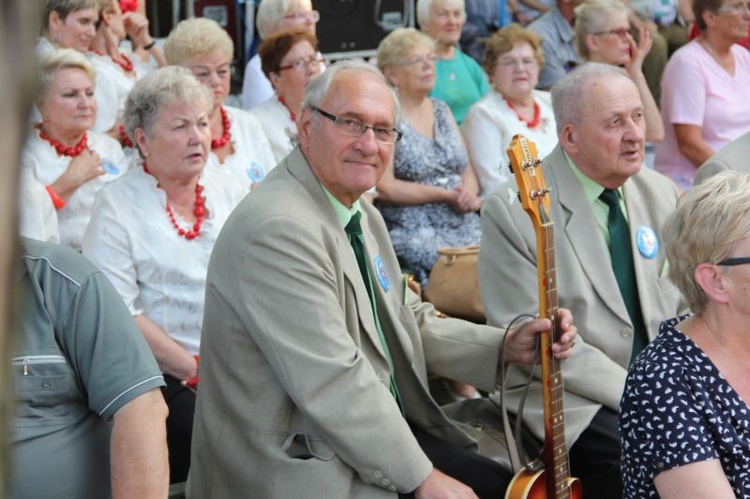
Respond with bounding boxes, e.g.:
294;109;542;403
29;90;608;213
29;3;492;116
504;135;582;499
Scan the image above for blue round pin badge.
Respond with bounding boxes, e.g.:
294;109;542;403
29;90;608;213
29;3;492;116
374;256;390;292
636;226;658;259
246;162;265;183
101;158;120;175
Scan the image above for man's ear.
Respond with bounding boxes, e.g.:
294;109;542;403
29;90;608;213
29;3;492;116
297;107;313;150
560;123;578;155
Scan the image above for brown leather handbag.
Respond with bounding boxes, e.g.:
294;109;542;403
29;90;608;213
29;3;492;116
424;245;485;323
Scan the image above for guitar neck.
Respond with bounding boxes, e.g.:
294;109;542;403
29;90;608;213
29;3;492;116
535;221;572;498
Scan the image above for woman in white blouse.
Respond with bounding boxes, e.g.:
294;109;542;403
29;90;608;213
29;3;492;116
461;24;558;197
164;17;275;191
251;28;323;163
82;67;246;483
21;48;126;250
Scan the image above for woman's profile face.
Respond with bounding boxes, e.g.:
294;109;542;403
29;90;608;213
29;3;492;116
184;50;232;110
49;8;98;52
387;42;437;95
137;101;211;180
709;0;750;42
40;67;97;135
588;12;631;65
490;41;540;101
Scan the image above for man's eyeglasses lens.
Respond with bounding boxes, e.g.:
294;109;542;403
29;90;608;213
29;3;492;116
311;107;402;143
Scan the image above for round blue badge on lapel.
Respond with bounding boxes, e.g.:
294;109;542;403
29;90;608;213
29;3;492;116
246;162;265;183
374;256;390;292
101;158;120;175
636;226;658;259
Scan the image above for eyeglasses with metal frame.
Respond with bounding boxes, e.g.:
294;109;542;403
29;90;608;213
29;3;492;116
310;106;403;144
279;56;326;72
591;27;633;39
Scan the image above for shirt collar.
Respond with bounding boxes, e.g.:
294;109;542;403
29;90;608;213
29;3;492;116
322;186;361;229
564;150;623;205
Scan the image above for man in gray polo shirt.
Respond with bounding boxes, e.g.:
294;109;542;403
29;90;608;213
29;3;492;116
9;238;169;499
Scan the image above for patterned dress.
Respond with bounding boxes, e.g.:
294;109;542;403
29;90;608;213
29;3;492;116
620;315;750;498
376;99;482;286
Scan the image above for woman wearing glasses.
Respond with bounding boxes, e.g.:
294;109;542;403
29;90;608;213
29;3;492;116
655;0;750;190
164;18;275;191
251;29;323;163
461;24;557;197
620;171;750;498
574;0;664;144
242;0;320;110
376;28;482;288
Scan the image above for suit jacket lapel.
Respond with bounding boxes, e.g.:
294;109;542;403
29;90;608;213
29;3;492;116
621;178;659;333
284;148;391;363
360;208;415;362
549;147;632;324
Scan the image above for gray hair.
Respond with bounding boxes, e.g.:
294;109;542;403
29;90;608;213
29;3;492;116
303;60;401;122
38;47;96;99
416;0;466;27
663;171;750;313
551;62;629;134
256;0;312;39
123;66;212;140
289;60;401;146
41;0;100;33
574;0;629;60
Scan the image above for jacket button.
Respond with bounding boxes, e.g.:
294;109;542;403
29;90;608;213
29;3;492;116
620;328;633;338
41;379;52;389
373;470;383;479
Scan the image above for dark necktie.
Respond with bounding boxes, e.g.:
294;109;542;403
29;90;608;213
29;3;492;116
345;212;402;407
599;189;648;363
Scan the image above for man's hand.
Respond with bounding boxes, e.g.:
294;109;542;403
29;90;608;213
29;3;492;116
415;469;478;499
502;308;577;365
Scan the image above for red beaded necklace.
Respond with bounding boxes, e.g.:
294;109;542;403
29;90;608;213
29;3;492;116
277;95;296;122
38;125;88;157
504;97;541;129
143;162;206;240
92;50;134;73
119;124;134;148
211;106;231;149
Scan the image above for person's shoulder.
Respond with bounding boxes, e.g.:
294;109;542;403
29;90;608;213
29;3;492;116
20;237;100;286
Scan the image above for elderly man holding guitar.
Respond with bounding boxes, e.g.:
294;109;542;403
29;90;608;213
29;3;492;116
479;63;686;498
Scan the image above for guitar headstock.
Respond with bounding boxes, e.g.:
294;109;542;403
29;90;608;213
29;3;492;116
508;134;549;226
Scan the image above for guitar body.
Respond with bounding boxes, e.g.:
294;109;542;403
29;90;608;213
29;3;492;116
505;468;582;499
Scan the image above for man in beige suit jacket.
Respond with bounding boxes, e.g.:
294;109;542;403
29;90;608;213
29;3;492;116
479;63;686;498
187;61;576;498
693;131;750;185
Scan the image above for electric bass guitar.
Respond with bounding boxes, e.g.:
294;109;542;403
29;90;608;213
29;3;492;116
504;135;582;499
